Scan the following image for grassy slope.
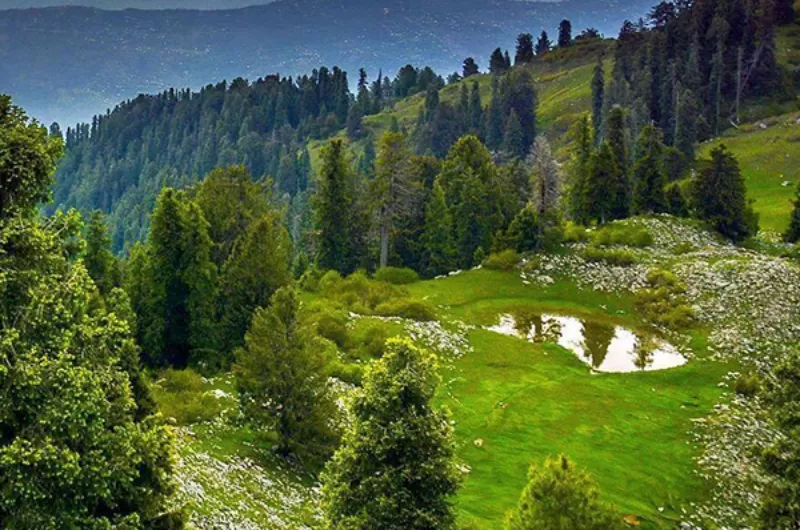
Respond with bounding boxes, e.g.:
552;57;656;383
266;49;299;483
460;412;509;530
697;19;800;234
308;39;612;171
409;270;728;529
698;111;800;234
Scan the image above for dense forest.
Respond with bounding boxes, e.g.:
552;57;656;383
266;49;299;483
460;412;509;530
3;0;800;528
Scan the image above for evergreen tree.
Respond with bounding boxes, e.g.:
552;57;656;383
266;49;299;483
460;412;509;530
585;142;623;224
675;88;699;162
496;204;542;252
218;213;291;358
469;81;483;134
535;31;552;56
605;105;629;177
234;287;337;464
504;110;527;159
558;19;573;48
784;183;800;244
775;0;796;25
515;33;535;65
83;210;117;295
502;69;538;153
505;455;623;530
194;166;271;267
462;57;480;78
421;181;457;277
529;136;561;214
314;139;366;273
568;115;594;224
692;145;758;242
632;124;667;214
321;339;461;530
374;132;414;269
591;56;605;141
486;76;505;150
140;188;217;367
490;47;509;74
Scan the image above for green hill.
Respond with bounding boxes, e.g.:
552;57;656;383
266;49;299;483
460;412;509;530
698;111;800;234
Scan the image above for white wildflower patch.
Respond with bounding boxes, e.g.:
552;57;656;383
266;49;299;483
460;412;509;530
173;426;321;530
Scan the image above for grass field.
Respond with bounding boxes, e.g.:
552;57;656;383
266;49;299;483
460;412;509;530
698;111;800;234
409;269;729;529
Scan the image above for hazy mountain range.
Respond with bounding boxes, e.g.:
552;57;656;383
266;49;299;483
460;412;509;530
0;0;655;126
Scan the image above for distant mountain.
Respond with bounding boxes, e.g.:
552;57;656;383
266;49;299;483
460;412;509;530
0;0;276;9
0;0;655;125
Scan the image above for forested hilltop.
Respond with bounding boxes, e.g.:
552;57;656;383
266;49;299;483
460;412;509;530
0;0;655;125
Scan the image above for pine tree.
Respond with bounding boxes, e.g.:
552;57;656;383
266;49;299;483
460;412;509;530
505;456;623;530
783;183;800;244
194;166;271;267
632;124;667;214
515;33;535;65
529;136;561;214
314;139;365;273
558;19;573;48
675;88;699;162
469;82;483;134
83;210;117;295
591;56;606;141
568;115;594;224
462;57;479;78
692;145;758;242
321;338;461;530
141;188;217;367
374;132;414;269
235;287;337;464
504;110;526;159
421;181;457;277
486;76;505;150
535;31;552;56
502;69;538;153
585;142;623;224
218;213;291;357
490;47;509;74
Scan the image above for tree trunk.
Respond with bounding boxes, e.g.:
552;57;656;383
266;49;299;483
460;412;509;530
379;220;389;269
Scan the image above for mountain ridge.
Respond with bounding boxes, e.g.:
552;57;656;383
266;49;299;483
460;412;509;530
0;0;654;125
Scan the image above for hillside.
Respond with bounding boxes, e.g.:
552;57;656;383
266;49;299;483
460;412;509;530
155;217;799;529
0;0;654;125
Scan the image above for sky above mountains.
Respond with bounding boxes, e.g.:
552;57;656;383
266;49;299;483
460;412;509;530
0;0;275;8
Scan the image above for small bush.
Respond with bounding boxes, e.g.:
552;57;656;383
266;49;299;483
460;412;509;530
328;361;364;386
563;222;590;243
581;246;637;267
299;266;324;292
319;270;343;292
315;312;352;349
358;326;390;358
374;267;420;285
484;249;521;271
591;225;653;248
375;299;437;321
323;270;404;311
634;268;696;331
152;369;222;425
733;372;761;397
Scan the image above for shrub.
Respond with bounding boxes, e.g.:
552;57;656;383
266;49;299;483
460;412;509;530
484;249;521;271
323;270;405;311
734;372;761;397
590;224;653;248
634;268;696;330
563;222;590;243
152;368;222;425
581;246;637;267
328;361;365;386
299;266;325;292
358;326;390;358
315;312;352;349
374;267;420;285
375;299;437;321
